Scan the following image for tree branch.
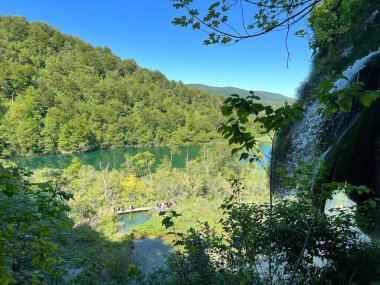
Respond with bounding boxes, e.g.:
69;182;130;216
182;1;321;41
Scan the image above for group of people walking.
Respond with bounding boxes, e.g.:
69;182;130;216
156;200;176;211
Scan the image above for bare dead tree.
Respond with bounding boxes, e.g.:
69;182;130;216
99;161;110;198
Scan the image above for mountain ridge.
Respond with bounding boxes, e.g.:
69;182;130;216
186;83;295;104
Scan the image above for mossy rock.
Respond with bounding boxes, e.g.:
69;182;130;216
324;101;380;231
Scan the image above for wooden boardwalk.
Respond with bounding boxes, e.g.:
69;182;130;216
116;207;151;214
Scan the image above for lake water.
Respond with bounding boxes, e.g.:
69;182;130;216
11;145;201;170
11;142;272;171
120;212;151;232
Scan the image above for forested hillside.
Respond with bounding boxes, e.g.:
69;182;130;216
186;83;294;104
0;16;223;157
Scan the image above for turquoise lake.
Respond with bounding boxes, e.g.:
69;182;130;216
11;142;271;171
11;145;201;170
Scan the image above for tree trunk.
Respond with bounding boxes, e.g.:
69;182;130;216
186;147;189;166
100;162;110;197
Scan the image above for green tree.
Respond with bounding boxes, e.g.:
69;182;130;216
66;157;82;175
58;115;96;153
123;151;155;177
120;175;152;207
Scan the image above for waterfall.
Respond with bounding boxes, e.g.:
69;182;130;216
332;46;380;92
290;101;325;163
291;47;380;164
287;48;380;211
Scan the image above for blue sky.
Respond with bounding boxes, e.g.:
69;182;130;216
1;0;313;98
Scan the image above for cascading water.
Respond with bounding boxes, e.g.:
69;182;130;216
288;47;380;212
331;47;380;92
290;101;325;165
291;47;380;160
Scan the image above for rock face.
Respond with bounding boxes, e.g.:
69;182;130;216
323;101;380;230
275;3;380;231
324;56;380;230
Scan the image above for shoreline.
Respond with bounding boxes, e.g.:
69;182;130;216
4;143;196;159
6;138;273;159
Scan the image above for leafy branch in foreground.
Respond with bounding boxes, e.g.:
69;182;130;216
218;92;302;283
317;78;380;116
0;160;72;284
170;0;323;45
218;92;302;164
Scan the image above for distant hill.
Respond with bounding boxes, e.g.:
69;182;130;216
186;84;295;104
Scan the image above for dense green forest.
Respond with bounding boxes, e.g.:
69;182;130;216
2;0;380;284
0;16;224;157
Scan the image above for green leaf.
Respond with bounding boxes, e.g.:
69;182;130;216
185;243;197;253
164;221;174;229
192;22;200;29
359;92;379;108
240;152;249;160
161;216;171;226
170;210;182;218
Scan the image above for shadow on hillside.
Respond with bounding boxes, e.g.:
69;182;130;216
59;223;171;285
133;238;172;275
